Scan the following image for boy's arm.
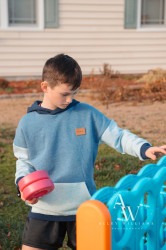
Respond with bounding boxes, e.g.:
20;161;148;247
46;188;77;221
13;143;35;183
13;143;39;204
13;123;36;201
100;120;166;160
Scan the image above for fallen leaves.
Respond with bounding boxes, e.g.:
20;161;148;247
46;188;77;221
95;164;101;170
114;164;121;171
0;201;4;208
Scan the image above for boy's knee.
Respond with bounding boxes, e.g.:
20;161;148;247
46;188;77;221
22;245;43;250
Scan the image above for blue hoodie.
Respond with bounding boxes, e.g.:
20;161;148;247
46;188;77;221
13;100;151;221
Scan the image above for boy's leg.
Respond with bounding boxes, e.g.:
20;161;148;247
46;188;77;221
22;246;43;250
66;221;76;250
22;218;66;249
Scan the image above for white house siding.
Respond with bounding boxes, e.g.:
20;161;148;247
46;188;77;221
0;0;166;79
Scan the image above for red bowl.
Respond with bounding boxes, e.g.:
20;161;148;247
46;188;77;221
18;170;54;200
22;179;55;200
18;170;50;191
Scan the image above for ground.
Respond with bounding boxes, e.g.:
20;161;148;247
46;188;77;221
0;72;165;144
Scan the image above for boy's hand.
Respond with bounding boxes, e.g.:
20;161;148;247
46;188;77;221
145;145;166;160
21;191;39;204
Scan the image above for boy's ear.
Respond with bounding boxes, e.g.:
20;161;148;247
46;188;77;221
41;81;48;93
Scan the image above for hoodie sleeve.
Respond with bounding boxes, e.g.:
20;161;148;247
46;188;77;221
13;121;35;184
101;120;151;160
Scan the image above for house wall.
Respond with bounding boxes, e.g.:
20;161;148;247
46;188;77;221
0;0;166;79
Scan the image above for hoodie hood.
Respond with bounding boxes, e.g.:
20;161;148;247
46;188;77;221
27;99;80;115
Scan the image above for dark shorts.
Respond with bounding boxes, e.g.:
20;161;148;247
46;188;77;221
22;217;76;250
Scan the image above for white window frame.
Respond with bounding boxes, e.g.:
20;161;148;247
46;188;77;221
0;0;44;30
137;0;166;30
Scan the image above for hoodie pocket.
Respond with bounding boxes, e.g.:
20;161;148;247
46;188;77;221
31;182;91;216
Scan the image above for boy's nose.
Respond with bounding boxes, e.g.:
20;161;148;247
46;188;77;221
66;96;72;104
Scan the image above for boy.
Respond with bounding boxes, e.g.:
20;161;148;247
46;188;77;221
13;54;166;250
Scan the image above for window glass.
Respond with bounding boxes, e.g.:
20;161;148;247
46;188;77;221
8;0;36;26
141;0;165;26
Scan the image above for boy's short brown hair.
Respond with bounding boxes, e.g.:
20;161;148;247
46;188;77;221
42;54;82;90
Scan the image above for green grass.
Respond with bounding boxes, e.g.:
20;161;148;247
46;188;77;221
95;144;147;188
0;126;153;250
0;127;28;250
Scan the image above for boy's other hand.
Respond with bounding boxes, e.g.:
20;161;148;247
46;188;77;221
26;198;39;204
145;145;166;160
21;191;39;204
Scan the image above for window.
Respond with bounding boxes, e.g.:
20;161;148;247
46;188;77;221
0;0;59;29
8;0;36;26
125;0;166;29
141;0;165;26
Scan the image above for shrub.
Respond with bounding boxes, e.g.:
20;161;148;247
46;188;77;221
0;78;9;89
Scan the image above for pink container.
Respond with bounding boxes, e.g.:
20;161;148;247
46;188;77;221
18;170;54;200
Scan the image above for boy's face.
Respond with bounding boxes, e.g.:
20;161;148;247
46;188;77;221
41;82;79;110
